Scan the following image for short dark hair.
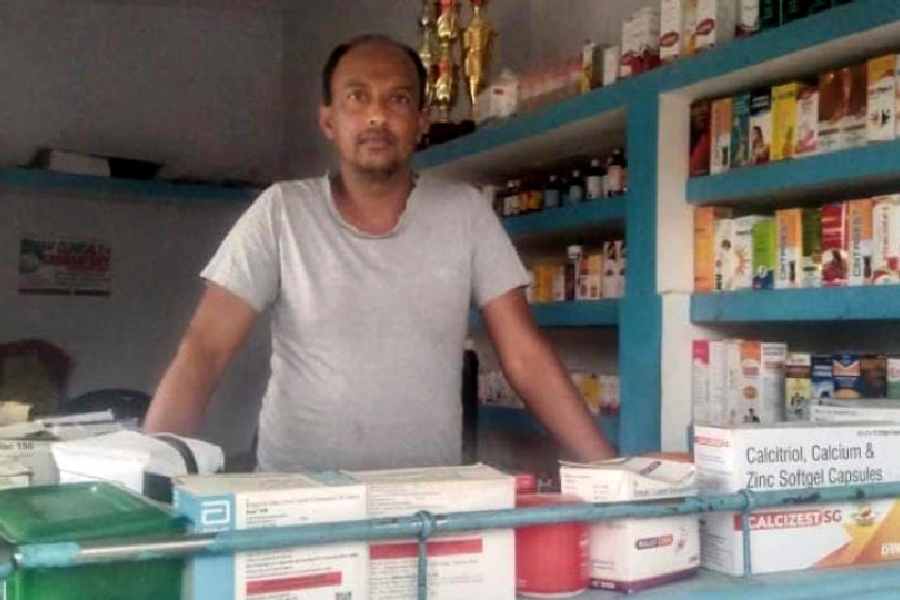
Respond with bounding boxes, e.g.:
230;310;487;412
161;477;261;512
322;34;428;109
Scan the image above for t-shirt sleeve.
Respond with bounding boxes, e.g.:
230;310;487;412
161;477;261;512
200;184;281;312
469;187;530;308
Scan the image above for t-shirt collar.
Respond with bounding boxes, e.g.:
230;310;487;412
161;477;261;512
323;172;420;239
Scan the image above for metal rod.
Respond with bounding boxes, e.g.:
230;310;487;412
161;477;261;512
12;481;900;572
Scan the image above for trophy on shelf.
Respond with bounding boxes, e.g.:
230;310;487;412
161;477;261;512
434;0;461;124
417;0;440;109
462;0;496;114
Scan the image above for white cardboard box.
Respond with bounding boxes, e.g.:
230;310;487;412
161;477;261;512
702;499;900;576
174;472;369;600
811;400;900;423
560;458;700;592
344;465;515;600
693;422;900;494
694;0;736;51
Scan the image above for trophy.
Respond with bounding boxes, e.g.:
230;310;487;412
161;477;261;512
462;0;496;113
434;0;461;123
417;1;440;108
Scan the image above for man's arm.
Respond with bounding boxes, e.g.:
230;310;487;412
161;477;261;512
481;288;616;462
144;282;258;435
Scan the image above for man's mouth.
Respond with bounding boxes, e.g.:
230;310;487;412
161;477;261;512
358;132;395;147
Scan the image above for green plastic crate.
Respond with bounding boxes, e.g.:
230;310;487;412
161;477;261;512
0;482;184;600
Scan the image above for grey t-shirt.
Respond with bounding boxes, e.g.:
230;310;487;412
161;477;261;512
201;174;528;471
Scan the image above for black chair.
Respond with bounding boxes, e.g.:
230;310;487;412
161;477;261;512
60;388;151;425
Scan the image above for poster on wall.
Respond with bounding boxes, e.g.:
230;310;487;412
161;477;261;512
18;236;112;296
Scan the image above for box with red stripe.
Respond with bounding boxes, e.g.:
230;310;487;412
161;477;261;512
174;472;368;600
345;465;516;600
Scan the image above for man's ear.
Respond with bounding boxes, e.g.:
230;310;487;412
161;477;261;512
416;109;430;142
319;105;335;141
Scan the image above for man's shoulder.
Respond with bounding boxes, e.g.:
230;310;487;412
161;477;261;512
261;176;327;205
416;175;482;212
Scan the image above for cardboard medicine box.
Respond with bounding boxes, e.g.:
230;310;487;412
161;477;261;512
867;54;897;142
795;84;819;156
174;472;369;600
785;352;812;421
821;201;849;287
344;465;515;600
801;208;823;288
812;354;835;400
694;207;732;291
732;215;766;289
694;0;736;52
713;217;734;291
833;353;864;400
660;0;688;63
771;82;803;161
690;99;712;177
775;208;803;289
730;92;752;168
752;217;776;290
560;458;700;593
701;498;900;576
873;195;900;284
749;89;772;164
736;340;786;424
841;64;868;149
818;69;846;153
692;339;727;425
847;198;874;286
890;356;900;399
693;421;900;495
812;399;900;423
737;0;760;36
710;97;732;174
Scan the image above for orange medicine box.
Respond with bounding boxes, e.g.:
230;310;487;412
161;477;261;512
847;198;874;286
775;208;803;289
841;64;868;149
694;207;732;291
736;340;786;424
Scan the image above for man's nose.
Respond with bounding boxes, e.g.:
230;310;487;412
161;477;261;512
366;98;389;126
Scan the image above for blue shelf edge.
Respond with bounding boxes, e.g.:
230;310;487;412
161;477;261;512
0;167;259;203
478;405;619;447
471;300;620;329
687;139;900;205
502;197;627;239
692;286;900;323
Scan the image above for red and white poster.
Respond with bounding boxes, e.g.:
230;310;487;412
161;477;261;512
18;236;111;296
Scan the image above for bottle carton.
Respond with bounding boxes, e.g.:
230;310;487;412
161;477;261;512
867;54;897;142
714;217;734;290
775;208;803;289
730;92;752;168
710;97;733;174
771;82;804;161
847;198;874;286
795;85;819;156
752;217;776;289
873;195;900;284
694;207;733;291
749;89;772;164
785;352;812;421
801;208;823;287
694;0;736;52
732;215;766;289
821;202;849;287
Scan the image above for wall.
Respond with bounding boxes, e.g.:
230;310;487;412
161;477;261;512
1;185;269;457
0;0;285;184
283;0;656;178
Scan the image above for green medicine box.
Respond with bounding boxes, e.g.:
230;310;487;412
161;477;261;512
0;482;184;600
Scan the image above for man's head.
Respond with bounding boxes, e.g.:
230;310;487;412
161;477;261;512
319;35;429;181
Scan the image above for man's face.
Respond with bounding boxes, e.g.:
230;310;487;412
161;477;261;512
320;42;428;180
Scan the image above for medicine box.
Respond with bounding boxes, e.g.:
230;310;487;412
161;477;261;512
710;97;732;174
873;195;900;284
344;465;515;600
174;472;369;600
771;82;802;161
694;0;736;52
736;340;786;424
867;54;896;142
732;215;766;289
713;217;733;291
560;458;699;592
694;207;732;291
775;208;802;289
730;92;752;168
693;422;900;494
749;88;772;165
801;208;823;288
795;84;819;156
821;202;849;287
752;217;776;290
785;352;812;421
690;100;712;177
841;64;868;149
847;198;874;286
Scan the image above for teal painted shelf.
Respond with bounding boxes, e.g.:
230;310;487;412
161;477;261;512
0;167;259;203
471;300;619;329
692;286;900;323
687;139;900;206
502;197;626;239
479;405;618;448
566;563;900;599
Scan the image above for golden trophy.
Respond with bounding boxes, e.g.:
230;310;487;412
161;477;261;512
418;1;439;108
434;0;461;123
462;0;496;112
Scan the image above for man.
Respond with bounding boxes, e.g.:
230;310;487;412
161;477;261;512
144;34;615;471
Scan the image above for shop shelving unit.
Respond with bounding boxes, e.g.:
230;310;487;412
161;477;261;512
0;167;258;203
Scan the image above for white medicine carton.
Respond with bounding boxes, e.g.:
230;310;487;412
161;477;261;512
344;464;515;600
174;472;368;600
693;422;900;494
811;399;900;423
701;498;900;576
560;458;700;592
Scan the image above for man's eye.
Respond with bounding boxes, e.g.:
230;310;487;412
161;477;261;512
347;90;366;102
392;94;412;105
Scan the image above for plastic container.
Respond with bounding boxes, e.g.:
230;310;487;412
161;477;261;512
0;482;184;600
516;492;590;598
